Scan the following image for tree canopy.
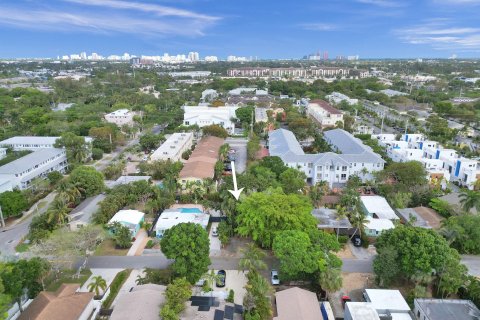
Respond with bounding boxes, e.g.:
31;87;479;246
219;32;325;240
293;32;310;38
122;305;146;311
69;165;105;197
160;223;211;284
236;189;316;248
0;190;28;218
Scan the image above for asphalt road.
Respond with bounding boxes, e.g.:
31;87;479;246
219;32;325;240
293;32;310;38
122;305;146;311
85;255;374;273
0;192;57;257
225;137;248;174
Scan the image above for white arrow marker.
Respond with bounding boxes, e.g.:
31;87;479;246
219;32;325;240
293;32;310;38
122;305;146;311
228;161;244;200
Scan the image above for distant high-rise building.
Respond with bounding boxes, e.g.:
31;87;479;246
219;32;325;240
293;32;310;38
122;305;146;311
204;56;218;62
323;51;329;60
80;52;87;60
188;51;200;62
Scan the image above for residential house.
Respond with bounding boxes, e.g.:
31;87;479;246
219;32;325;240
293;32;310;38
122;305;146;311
360;196;398;220
414;299;480;320
306;100;343;128
108;210;145;237
154;206;209;238
380;89;409;97
273;287;332;320
346;289;414;320
104;109;135;127
364;217;395;237
344;302;381;320
255;107;268;123
18;284;95;320
150;132;193;162
326;92;359;106
312;208;352;235
178;136;224;185
183;105;239;134
396;207;443;229
110;284;166;320
0;148;67;190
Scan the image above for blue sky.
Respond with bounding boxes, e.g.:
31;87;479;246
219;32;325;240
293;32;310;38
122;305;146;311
0;0;479;59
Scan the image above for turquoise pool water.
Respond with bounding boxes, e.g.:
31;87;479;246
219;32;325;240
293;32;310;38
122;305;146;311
180;208;202;214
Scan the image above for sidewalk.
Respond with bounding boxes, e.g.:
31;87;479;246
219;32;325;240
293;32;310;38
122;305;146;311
127;229;148;256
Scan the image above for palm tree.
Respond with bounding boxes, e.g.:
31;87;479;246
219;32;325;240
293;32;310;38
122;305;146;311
57;180;81;205
459;189;480;213
202;270;221;296
335;205;348;240
318;267;342;299
349;210;368;238
309;183;325;208
239;243;267;273
47;197;71;225
87;275;107;297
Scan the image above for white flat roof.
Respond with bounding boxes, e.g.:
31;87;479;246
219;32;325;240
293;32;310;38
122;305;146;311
346;302;381;320
109;210;144;225
365;217;395;231
365;289;410;312
107;109;131;116
151;132;193;159
154;211;209;231
361;196;398;220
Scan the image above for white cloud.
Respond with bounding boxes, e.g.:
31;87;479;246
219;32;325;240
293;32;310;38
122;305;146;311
0;7;218;36
0;1;219;37
63;0;219;21
355;0;405;7
395;20;480;51
300;23;338;31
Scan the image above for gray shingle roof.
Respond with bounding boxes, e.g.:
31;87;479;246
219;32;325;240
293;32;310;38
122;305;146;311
269;129;305;157
0;148;65;174
323;129;371;154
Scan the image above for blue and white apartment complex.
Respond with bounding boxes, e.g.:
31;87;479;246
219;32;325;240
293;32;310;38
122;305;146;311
373;133;480;189
268;128;385;188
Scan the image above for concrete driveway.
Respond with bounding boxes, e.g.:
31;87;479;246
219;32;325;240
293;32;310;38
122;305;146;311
209;222;221;257
225;138;247;174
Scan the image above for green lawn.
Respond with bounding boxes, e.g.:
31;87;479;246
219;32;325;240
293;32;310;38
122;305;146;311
15;242;30;253
94;239;129;256
45;269;92;292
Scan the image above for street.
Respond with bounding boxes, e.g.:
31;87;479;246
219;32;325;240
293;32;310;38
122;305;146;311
225;137;247;174
84;255;374;273
0;192;57;257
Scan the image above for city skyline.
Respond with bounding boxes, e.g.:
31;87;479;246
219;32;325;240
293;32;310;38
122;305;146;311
0;0;480;59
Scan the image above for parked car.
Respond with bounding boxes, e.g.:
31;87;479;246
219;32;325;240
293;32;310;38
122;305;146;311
351;235;362;247
212;227;218;237
228;149;236;154
271;270;280;285
216;270;226;287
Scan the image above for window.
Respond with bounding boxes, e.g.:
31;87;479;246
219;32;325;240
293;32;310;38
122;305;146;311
341;174;347;180
185;121;190;125
342;166;347;171
317;166;322;170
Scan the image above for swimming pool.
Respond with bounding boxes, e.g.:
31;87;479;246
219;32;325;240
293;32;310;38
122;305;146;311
180;208;203;214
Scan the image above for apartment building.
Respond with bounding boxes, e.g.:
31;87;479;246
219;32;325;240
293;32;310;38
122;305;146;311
183;105;239;134
372;133;480;189
0;136;93;151
226;67;368;79
150;132;193;162
0;148;6;160
325;92;359;106
0;148;67;190
104;109;135;127
268;128;385;188
306;99;343;128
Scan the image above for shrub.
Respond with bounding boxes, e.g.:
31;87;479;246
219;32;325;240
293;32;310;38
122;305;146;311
102;270;130;309
47;171;63;185
226;289;235;303
146;239;154;249
338;235;348;245
92;148;104;160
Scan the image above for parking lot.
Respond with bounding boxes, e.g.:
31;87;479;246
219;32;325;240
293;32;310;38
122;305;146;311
225;138;247;174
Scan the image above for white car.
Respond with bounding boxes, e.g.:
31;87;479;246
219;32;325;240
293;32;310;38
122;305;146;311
212;227;218;237
271;270;280;285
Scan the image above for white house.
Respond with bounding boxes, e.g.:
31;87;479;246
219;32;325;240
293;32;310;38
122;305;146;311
268;128;385;188
306;99;343;128
108;210;145;237
201;89;218;102
183;105;239;133
255;107;268;123
364;217;395;237
104;109;135;127
360;196;398;220
150;132;193;162
154;207;209;238
0;148;67;190
326;92;359;106
0;136;93;151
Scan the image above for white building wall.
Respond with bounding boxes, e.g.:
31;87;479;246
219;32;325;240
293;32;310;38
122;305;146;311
104;109;135;127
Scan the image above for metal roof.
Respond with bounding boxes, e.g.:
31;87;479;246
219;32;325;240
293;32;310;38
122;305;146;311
0;148;65;174
324;129;371;154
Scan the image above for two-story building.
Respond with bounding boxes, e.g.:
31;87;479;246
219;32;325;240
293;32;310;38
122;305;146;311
104;109;135;127
183;105;239;134
306;100;343;128
150;132;193;162
268;128;385;188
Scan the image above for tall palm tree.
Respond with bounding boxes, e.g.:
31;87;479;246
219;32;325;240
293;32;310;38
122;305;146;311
47;197;71;225
318;267;343;299
202;270;221;296
459;189;480;213
57;180;81;205
349;210;368;238
335;205;348;240
239;243;267;273
87;275;107;297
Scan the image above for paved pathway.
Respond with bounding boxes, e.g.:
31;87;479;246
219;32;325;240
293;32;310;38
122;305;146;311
127;229;148;256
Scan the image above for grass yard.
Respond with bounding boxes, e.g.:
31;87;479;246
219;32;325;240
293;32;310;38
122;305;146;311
15;242;30;253
94;239;129;256
45;269;92;292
